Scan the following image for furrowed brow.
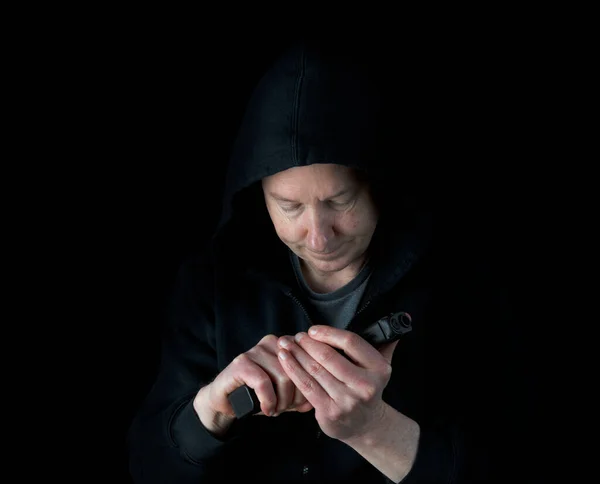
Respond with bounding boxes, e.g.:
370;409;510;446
269;188;352;203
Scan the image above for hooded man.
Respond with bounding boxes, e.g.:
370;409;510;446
128;38;532;483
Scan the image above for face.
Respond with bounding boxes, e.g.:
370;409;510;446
262;163;379;275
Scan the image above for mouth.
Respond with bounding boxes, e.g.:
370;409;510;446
307;245;343;259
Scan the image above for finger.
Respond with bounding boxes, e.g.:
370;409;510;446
307;325;386;370
293;332;389;405
377;340;400;363
225;353;278;416
283;394;313;414
247;343;295;415
266;366;295;416
279;335;345;401
292;400;314;413
277;347;331;410
290;381;310;411
261;357;295;416
271;337;307;411
291;332;361;387
277;337;313;411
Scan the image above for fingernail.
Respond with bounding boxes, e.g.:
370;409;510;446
279;337;291;348
279;350;288;359
294;332;306;343
308;327;317;336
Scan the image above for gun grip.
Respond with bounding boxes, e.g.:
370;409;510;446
228;385;260;418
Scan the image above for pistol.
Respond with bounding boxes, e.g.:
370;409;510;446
227;311;412;419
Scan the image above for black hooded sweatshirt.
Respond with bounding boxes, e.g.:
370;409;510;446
127;40;534;483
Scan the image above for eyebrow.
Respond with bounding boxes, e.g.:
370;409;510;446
269;188;351;203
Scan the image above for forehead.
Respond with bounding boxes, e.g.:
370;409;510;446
262;164;360;190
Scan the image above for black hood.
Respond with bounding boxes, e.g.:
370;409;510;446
211;39;431;292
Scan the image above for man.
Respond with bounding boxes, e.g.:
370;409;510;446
128;38;532;483
195;162;419;482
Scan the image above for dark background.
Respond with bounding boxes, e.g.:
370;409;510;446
75;24;544;482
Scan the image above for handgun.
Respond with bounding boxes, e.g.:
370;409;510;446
227;311;413;419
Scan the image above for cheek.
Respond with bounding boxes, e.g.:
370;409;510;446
273;217;302;243
340;211;376;235
340;213;363;233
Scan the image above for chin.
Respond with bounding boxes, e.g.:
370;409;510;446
305;253;353;273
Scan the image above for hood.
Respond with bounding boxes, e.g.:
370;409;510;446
211;38;432;293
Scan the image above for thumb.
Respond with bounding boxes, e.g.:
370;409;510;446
378;339;400;363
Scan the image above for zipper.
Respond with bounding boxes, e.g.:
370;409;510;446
284;292;316;482
286;291;313;326
345;296;375;334
355;299;372;318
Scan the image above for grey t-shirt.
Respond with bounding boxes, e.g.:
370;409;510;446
289;251;372;329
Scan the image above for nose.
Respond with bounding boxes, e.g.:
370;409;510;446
305;208;334;253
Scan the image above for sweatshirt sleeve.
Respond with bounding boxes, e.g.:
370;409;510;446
127;252;236;483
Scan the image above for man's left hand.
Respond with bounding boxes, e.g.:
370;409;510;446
276;325;399;443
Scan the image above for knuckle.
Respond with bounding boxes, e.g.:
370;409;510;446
318;347;336;364
247;345;265;359
257;373;272;385
344;333;362;350
307;361;323;377
381;362;393;378
259;334;278;346
299;376;315;393
361;384;378;401
255;377;275;397
275;372;291;386
350;376;377;400
233;353;250;366
328;406;343;421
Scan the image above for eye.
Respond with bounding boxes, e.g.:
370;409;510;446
329;200;350;209
280;203;301;213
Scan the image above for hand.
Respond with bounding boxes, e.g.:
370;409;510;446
276;326;399;443
194;334;313;436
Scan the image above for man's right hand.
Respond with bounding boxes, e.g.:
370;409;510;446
193;334;313;436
